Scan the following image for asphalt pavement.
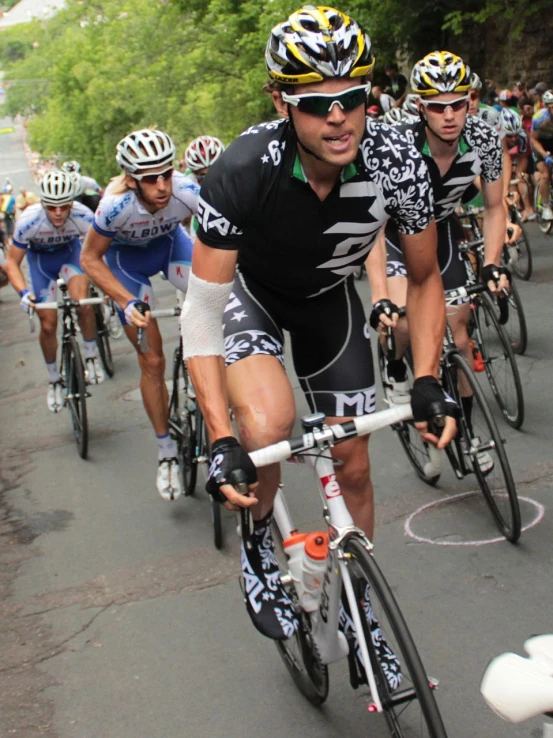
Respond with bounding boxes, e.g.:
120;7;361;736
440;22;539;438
1;118;553;738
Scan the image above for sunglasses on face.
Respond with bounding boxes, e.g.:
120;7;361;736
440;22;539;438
420;96;469;114
131;166;173;184
44;203;71;212
281;84;371;117
469;90;480;101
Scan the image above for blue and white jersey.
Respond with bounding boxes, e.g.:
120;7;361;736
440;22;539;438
93;171;199;248
13;201;94;252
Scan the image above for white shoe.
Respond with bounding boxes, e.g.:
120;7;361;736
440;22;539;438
47;381;64;413
542;205;553;221
383;360;411;405
156;457;183;501
85;357;105;384
462;436;494;475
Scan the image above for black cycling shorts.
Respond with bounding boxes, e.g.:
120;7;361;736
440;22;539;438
223;270;375;417
385;217;469;297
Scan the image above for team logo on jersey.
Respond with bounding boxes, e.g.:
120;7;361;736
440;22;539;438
333;388;376;417
197;197;242;237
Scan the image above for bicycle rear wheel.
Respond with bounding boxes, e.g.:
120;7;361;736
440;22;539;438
343;537;447;737
473;293;524;429
93;303;115;377
378;346;440;486
271;523;329;706
535;188;553;235
168;345;197;495
447;353;521;542
64;336;88;459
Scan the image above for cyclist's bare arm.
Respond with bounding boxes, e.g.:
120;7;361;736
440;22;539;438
482;176;508;287
186;238;237;443
80;228;147;325
365;228;397;328
501;137;513;198
531;130;550;159
400;221;455;447
4;243;29;295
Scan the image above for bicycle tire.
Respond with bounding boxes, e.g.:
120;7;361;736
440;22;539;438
378;346;440;486
343;537;448;737
168;346;197;496
64;337;88;459
501;281;528;356
509;210;533;280
473;292;524;429
271;523;329;706
93;303;115;377
447;353;521;542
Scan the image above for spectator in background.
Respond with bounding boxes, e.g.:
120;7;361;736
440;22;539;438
1;182;16;245
371;84;395;113
384;62;408;106
15;187;39;216
518;96;535;137
366;104;380;119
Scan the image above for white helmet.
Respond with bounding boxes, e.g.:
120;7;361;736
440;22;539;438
383;107;405;125
470;72;482;91
501;108;522;135
69;171;84;197
479;106;502;134
402;93;420;116
184;136;225;171
542;90;553;105
116;128;176;174
39;170;75;206
61;160;81;174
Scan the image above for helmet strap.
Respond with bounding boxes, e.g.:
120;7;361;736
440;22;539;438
288;105;327;163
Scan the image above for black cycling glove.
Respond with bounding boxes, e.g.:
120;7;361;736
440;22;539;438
482;263;511;289
411;376;458;426
206;436;257;504
369;299;400;331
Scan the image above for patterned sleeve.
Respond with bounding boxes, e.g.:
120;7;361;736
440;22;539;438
468;117;503;183
195;145;248;250
93;192;133;238
362;122;434;235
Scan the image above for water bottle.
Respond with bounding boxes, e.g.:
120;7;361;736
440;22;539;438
186;380;196;412
300;532;329;612
283;532;308;598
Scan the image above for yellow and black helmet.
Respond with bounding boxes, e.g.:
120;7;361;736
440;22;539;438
410;51;471;97
265;5;375;85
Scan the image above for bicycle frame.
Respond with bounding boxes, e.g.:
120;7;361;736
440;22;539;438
249;404;413;715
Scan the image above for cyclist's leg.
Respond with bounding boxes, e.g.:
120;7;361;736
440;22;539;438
164;224;192;294
291;277;376;538
537;160;551;203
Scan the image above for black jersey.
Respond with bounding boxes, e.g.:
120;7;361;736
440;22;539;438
196;118;434;298
394;115;503;223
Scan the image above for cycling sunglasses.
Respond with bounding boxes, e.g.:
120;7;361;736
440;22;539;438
132;166;174;184
419;96;469;114
281;84;371;117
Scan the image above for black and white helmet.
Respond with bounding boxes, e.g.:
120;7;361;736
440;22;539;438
69;171;84;197
470;72;482;91
184;136;225;171
479;106;502;135
501;108;522;135
39;170;75;206
115;128;176;174
61;160;81;174
383;107;405;125
542;90;553;105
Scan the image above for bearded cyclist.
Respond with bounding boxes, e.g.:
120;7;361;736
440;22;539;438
81;129;199;501
180;6;456;642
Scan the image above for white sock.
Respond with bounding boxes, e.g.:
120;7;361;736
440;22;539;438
83;340;97;360
156;433;177;460
46;361;61;383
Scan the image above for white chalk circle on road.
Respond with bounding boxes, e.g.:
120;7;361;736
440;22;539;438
404;492;545;546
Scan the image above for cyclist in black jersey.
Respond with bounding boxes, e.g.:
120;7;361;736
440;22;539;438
373;51;508;464
181;6;456;640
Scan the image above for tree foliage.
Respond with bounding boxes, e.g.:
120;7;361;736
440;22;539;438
0;0;547;183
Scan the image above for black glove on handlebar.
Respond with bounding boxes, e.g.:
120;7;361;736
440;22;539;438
369;299;399;331
411;376;458;426
206;436;257;504
482;264;511;289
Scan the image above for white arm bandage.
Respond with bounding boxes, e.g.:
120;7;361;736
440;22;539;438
180;271;234;360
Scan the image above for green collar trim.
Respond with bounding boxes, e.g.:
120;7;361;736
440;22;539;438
422;133;469;157
291;154;358;183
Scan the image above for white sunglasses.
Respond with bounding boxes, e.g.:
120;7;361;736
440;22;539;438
282;84;371;116
419;96;469;114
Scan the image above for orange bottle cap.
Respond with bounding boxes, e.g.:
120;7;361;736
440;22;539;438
283;532;308;549
304;531;329;560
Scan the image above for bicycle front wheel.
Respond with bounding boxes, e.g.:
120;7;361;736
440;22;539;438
497;282;528;356
509;210;533;280
343;537;447;737
64;336;88;459
535;187;553;235
448;353;521;542
93;303;115;377
168;346;197;496
473;293;524;429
